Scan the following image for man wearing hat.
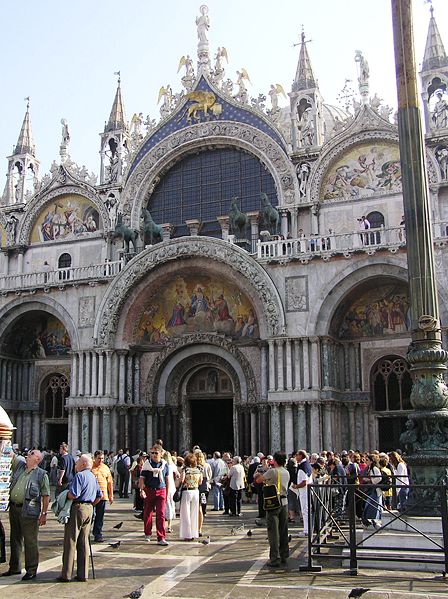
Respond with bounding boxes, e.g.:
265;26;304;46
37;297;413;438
3;449;50;581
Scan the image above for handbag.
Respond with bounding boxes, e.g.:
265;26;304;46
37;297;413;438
263;469;282;511
173;486;183;503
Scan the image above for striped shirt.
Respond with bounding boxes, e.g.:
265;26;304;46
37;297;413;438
91;463;112;501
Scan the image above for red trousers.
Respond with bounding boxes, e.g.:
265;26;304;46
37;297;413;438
143;487;167;540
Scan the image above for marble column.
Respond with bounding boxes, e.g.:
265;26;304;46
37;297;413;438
250;409;257;456
296;403;307;450
284;403;294;455
343;344;350;391
72;408;79;451
321;339;330;389
310;337;320;390
118;352;126;404
137;408;146;450
276;340;284;391
81;408;89;452
32;412;40;447
309;401;320;453
126;354;133;404
105;351;112;396
171;408;178;451
145;409;153;447
91;407;99;452
217;215;230;242
243;408;251;455
285;340;293;390
259;405;269;454
294;340;302;390
280;210;289;237
348;404;356;449
130;408;138;452
302;340;310;389
102;408;111;451
261;345;268;400
78;352;84;396
363;404;370;450
111;408;118;450
349;344;356;391
268;340;275;392
85;352;91;397
353;343;361;390
98;351;105;397
322;402;333;451
91;351;98;396
247;211;260;253
23;411;32;448
270;403;281;452
133;354;140;404
1;360;7;399
71;353;78;397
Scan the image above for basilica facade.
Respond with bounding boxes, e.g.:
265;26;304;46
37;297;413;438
1;8;448;456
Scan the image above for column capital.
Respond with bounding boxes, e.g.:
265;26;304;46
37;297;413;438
347;403;356;413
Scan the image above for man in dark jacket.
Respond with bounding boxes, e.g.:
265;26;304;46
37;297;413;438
3;449;50;581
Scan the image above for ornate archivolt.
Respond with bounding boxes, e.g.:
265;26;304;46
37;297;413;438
18;184;111;246
145;337;255;406
122;121;300;224
0;296;80;351
94;237;285;346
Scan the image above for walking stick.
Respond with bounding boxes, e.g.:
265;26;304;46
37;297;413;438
88;534;95;579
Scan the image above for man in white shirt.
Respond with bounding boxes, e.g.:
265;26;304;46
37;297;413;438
290;450;312;537
228;456;245;517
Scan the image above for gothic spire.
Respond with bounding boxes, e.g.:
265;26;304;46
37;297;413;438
105;72;128;132
422;6;448;72
14;98;35;156
292;30;316;92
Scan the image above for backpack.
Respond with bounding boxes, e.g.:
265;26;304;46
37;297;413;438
198;465;208;492
116;456;127;475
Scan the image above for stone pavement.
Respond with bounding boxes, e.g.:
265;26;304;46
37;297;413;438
0;498;447;599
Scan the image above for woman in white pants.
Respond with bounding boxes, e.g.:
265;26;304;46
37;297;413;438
179;453;203;541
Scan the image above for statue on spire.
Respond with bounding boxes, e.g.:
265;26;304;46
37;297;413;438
196;5;211;72
355;50;370;104
60;118;70;163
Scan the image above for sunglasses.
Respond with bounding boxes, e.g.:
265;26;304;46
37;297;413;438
150;451;160;455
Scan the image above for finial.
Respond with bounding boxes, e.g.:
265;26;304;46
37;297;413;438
114;70;121;85
24;96;30;110
301;26;305;44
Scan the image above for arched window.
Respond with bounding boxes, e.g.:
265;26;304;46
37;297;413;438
366;211;384;244
371;356;412;412
58;253;71;269
43;374;70;420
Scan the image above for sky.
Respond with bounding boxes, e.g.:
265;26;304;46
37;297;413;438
1;0;447;179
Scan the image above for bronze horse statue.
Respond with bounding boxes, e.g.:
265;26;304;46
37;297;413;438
260;192;279;234
229;196;248;238
113;212;139;253
142;208;163;245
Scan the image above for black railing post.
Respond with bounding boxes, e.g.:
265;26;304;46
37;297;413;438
347;484;358;576
440;480;448;575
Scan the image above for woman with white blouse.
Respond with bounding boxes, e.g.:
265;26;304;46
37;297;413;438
362;454;383;528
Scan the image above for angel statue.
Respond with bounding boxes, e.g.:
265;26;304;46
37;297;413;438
213;47;228;87
178;55;194;78
158;85;174;118
235;69;251;104
178;55;195;91
355;50;369;87
268;84;286;111
130;112;143;137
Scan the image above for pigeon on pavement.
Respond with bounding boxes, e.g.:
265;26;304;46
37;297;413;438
348;588;370;598
124;585;144;599
109;541;121;549
113;521;124;530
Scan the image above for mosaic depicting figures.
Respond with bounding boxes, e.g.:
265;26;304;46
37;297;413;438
337;284;410;339
1;313;71;358
134;275;259;344
31;194;100;243
321;143;402;202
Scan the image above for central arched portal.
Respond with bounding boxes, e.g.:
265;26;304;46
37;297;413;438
186;366;234;453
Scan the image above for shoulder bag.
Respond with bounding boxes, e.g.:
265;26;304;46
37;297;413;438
262;469;282;511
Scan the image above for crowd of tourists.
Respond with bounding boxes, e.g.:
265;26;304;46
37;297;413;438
0;441;410;580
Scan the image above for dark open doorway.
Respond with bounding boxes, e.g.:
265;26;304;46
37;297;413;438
190;398;233;454
46;423;68;450
378;417;408;452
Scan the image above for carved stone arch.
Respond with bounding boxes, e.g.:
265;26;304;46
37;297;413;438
163;353;242;408
143;333;257;406
19;184;111;245
121;121;299;221
311;261;409;337
426;146;443;186
0;296;80;351
309;129;400;205
94;237;285;345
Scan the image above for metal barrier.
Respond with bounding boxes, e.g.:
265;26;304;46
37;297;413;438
299;478;448;576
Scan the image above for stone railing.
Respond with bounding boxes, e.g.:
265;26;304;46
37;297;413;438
0;259;123;292
257;221;448;261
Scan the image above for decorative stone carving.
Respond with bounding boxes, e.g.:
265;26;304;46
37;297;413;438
435;146;448;180
79;296;96;327
19;183;110;245
123;122;299;221
144;333;256;405
285;276;309;312
95;237;284;345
